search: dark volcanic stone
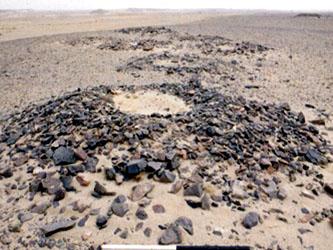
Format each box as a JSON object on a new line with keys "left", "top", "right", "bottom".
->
{"left": 105, "top": 167, "right": 116, "bottom": 180}
{"left": 41, "top": 219, "right": 76, "bottom": 237}
{"left": 183, "top": 183, "right": 203, "bottom": 197}
{"left": 53, "top": 188, "right": 66, "bottom": 201}
{"left": 53, "top": 147, "right": 76, "bottom": 165}
{"left": 324, "top": 183, "right": 333, "bottom": 196}
{"left": 242, "top": 212, "right": 260, "bottom": 229}
{"left": 125, "top": 159, "right": 147, "bottom": 176}
{"left": 96, "top": 215, "right": 108, "bottom": 229}
{"left": 0, "top": 168, "right": 13, "bottom": 178}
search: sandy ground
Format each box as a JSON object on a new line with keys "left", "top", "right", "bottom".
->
{"left": 0, "top": 10, "right": 333, "bottom": 250}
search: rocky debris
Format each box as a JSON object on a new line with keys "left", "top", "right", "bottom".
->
{"left": 8, "top": 219, "right": 22, "bottom": 232}
{"left": 169, "top": 180, "right": 183, "bottom": 194}
{"left": 242, "top": 212, "right": 260, "bottom": 229}
{"left": 231, "top": 181, "right": 249, "bottom": 200}
{"left": 159, "top": 224, "right": 182, "bottom": 245}
{"left": 76, "top": 174, "right": 91, "bottom": 186}
{"left": 18, "top": 212, "right": 33, "bottom": 223}
{"left": 130, "top": 183, "right": 154, "bottom": 201}
{"left": 184, "top": 183, "right": 203, "bottom": 197}
{"left": 136, "top": 207, "right": 148, "bottom": 220}
{"left": 93, "top": 181, "right": 116, "bottom": 197}
{"left": 41, "top": 219, "right": 76, "bottom": 237}
{"left": 152, "top": 204, "right": 165, "bottom": 214}
{"left": 144, "top": 227, "right": 152, "bottom": 237}
{"left": 30, "top": 202, "right": 51, "bottom": 214}
{"left": 53, "top": 147, "right": 76, "bottom": 165}
{"left": 175, "top": 216, "right": 193, "bottom": 235}
{"left": 125, "top": 159, "right": 147, "bottom": 176}
{"left": 157, "top": 170, "right": 176, "bottom": 183}
{"left": 324, "top": 183, "right": 333, "bottom": 196}
{"left": 0, "top": 168, "right": 13, "bottom": 178}
{"left": 96, "top": 215, "right": 108, "bottom": 229}
{"left": 110, "top": 195, "right": 129, "bottom": 217}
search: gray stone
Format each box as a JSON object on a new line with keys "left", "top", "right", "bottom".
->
{"left": 183, "top": 183, "right": 203, "bottom": 197}
{"left": 110, "top": 195, "right": 129, "bottom": 217}
{"left": 242, "top": 212, "right": 260, "bottom": 229}
{"left": 130, "top": 183, "right": 154, "bottom": 201}
{"left": 175, "top": 216, "right": 193, "bottom": 235}
{"left": 41, "top": 219, "right": 76, "bottom": 236}
{"left": 53, "top": 147, "right": 76, "bottom": 165}
{"left": 159, "top": 224, "right": 182, "bottom": 245}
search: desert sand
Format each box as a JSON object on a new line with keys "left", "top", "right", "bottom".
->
{"left": 0, "top": 10, "right": 332, "bottom": 250}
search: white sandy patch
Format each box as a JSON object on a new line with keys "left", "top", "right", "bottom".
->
{"left": 113, "top": 90, "right": 190, "bottom": 115}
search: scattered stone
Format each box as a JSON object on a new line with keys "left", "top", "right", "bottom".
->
{"left": 175, "top": 216, "right": 193, "bottom": 235}
{"left": 53, "top": 188, "right": 66, "bottom": 201}
{"left": 231, "top": 181, "right": 249, "bottom": 200}
{"left": 169, "top": 180, "right": 183, "bottom": 194}
{"left": 324, "top": 183, "right": 333, "bottom": 196}
{"left": 0, "top": 168, "right": 13, "bottom": 178}
{"left": 183, "top": 183, "right": 203, "bottom": 197}
{"left": 110, "top": 195, "right": 129, "bottom": 217}
{"left": 242, "top": 212, "right": 260, "bottom": 229}
{"left": 136, "top": 207, "right": 148, "bottom": 220}
{"left": 301, "top": 190, "right": 315, "bottom": 200}
{"left": 201, "top": 193, "right": 211, "bottom": 210}
{"left": 96, "top": 215, "right": 108, "bottom": 229}
{"left": 159, "top": 224, "right": 182, "bottom": 245}
{"left": 93, "top": 181, "right": 116, "bottom": 196}
{"left": 53, "top": 147, "right": 76, "bottom": 165}
{"left": 41, "top": 219, "right": 76, "bottom": 236}
{"left": 125, "top": 159, "right": 147, "bottom": 176}
{"left": 30, "top": 202, "right": 51, "bottom": 214}
{"left": 119, "top": 229, "right": 129, "bottom": 239}
{"left": 130, "top": 183, "right": 154, "bottom": 201}
{"left": 18, "top": 212, "right": 33, "bottom": 223}
{"left": 158, "top": 170, "right": 176, "bottom": 183}
{"left": 277, "top": 187, "right": 288, "bottom": 200}
{"left": 143, "top": 227, "right": 152, "bottom": 237}
{"left": 8, "top": 219, "right": 22, "bottom": 232}
{"left": 152, "top": 204, "right": 166, "bottom": 213}
{"left": 76, "top": 174, "right": 91, "bottom": 186}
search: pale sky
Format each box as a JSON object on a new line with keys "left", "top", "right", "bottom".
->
{"left": 1, "top": 0, "right": 332, "bottom": 11}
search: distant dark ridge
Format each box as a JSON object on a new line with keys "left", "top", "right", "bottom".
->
{"left": 90, "top": 9, "right": 108, "bottom": 15}
{"left": 295, "top": 13, "right": 321, "bottom": 18}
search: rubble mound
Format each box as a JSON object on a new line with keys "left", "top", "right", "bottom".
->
{"left": 0, "top": 82, "right": 332, "bottom": 248}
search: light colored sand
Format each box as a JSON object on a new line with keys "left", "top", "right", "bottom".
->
{"left": 113, "top": 91, "right": 190, "bottom": 115}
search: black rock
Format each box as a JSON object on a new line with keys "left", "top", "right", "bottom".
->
{"left": 53, "top": 147, "right": 76, "bottom": 165}
{"left": 305, "top": 148, "right": 326, "bottom": 164}
{"left": 41, "top": 219, "right": 76, "bottom": 237}
{"left": 96, "top": 215, "right": 108, "bottom": 229}
{"left": 125, "top": 159, "right": 147, "bottom": 176}
{"left": 242, "top": 212, "right": 260, "bottom": 229}
{"left": 53, "top": 188, "right": 66, "bottom": 201}
{"left": 0, "top": 168, "right": 13, "bottom": 178}
{"left": 147, "top": 161, "right": 164, "bottom": 172}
